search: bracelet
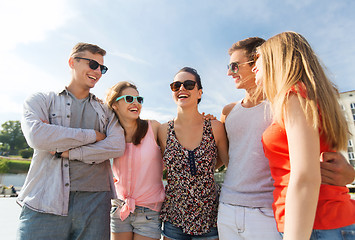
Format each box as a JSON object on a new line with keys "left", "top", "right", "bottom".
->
{"left": 55, "top": 151, "right": 63, "bottom": 158}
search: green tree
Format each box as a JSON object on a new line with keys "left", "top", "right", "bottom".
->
{"left": 0, "top": 120, "right": 29, "bottom": 155}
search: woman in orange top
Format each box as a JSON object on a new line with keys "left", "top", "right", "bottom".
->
{"left": 252, "top": 31, "right": 355, "bottom": 240}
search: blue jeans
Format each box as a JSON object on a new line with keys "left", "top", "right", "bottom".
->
{"left": 162, "top": 221, "right": 218, "bottom": 240}
{"left": 279, "top": 223, "right": 355, "bottom": 240}
{"left": 17, "top": 191, "right": 111, "bottom": 240}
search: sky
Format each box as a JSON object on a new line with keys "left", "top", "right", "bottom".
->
{"left": 0, "top": 0, "right": 355, "bottom": 126}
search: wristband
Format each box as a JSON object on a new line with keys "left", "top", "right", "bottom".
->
{"left": 55, "top": 151, "right": 63, "bottom": 158}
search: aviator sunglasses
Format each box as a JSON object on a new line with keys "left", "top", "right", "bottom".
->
{"left": 116, "top": 95, "right": 144, "bottom": 104}
{"left": 170, "top": 80, "right": 197, "bottom": 92}
{"left": 74, "top": 57, "right": 108, "bottom": 74}
{"left": 227, "top": 60, "right": 254, "bottom": 74}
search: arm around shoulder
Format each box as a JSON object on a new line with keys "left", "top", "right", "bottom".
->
{"left": 320, "top": 152, "right": 355, "bottom": 186}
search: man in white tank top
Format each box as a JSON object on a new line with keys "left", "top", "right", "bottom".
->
{"left": 217, "top": 37, "right": 355, "bottom": 240}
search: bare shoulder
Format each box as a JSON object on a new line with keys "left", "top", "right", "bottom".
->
{"left": 222, "top": 102, "right": 237, "bottom": 116}
{"left": 158, "top": 122, "right": 169, "bottom": 150}
{"left": 286, "top": 94, "right": 306, "bottom": 115}
{"left": 210, "top": 119, "right": 225, "bottom": 133}
{"left": 221, "top": 102, "right": 237, "bottom": 123}
{"left": 148, "top": 120, "right": 161, "bottom": 139}
{"left": 149, "top": 119, "right": 161, "bottom": 131}
{"left": 158, "top": 122, "right": 169, "bottom": 138}
{"left": 159, "top": 122, "right": 169, "bottom": 130}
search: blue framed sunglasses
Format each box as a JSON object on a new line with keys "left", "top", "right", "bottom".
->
{"left": 116, "top": 95, "right": 144, "bottom": 104}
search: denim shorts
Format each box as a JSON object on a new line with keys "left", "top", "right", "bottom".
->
{"left": 279, "top": 223, "right": 355, "bottom": 239}
{"left": 110, "top": 203, "right": 162, "bottom": 239}
{"left": 162, "top": 221, "right": 218, "bottom": 240}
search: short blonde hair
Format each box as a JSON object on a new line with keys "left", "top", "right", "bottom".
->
{"left": 259, "top": 31, "right": 349, "bottom": 150}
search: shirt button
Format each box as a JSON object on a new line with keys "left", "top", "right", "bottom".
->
{"left": 65, "top": 183, "right": 69, "bottom": 187}
{"left": 67, "top": 103, "right": 70, "bottom": 106}
{"left": 67, "top": 115, "right": 70, "bottom": 118}
{"left": 64, "top": 164, "right": 69, "bottom": 167}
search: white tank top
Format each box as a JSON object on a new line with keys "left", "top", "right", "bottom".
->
{"left": 220, "top": 100, "right": 274, "bottom": 208}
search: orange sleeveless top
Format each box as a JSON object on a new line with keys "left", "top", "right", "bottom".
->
{"left": 262, "top": 86, "right": 355, "bottom": 232}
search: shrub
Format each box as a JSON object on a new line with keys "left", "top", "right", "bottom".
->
{"left": 7, "top": 160, "right": 31, "bottom": 173}
{"left": 0, "top": 159, "right": 10, "bottom": 173}
{"left": 0, "top": 158, "right": 30, "bottom": 174}
{"left": 19, "top": 148, "right": 34, "bottom": 159}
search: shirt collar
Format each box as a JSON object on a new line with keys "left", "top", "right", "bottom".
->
{"left": 58, "top": 87, "right": 97, "bottom": 100}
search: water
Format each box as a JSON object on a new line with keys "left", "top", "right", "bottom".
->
{"left": 0, "top": 173, "right": 27, "bottom": 188}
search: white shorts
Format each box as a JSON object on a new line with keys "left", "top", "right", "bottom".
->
{"left": 217, "top": 202, "right": 281, "bottom": 240}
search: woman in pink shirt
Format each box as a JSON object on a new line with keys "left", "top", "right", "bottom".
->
{"left": 105, "top": 81, "right": 165, "bottom": 240}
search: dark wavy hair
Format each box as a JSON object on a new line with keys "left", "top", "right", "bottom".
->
{"left": 175, "top": 67, "right": 203, "bottom": 104}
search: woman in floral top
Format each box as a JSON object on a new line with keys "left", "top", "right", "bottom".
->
{"left": 158, "top": 67, "right": 229, "bottom": 240}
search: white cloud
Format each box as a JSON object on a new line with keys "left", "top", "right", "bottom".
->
{"left": 0, "top": 53, "right": 64, "bottom": 124}
{"left": 140, "top": 108, "right": 174, "bottom": 123}
{"left": 0, "top": 0, "right": 74, "bottom": 51}
{"left": 0, "top": 95, "right": 22, "bottom": 114}
{"left": 0, "top": 53, "right": 63, "bottom": 94}
{"left": 0, "top": 0, "right": 74, "bottom": 123}
{"left": 110, "top": 51, "right": 149, "bottom": 65}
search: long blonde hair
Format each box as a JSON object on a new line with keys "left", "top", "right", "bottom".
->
{"left": 259, "top": 31, "right": 348, "bottom": 150}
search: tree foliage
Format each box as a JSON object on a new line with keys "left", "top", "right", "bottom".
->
{"left": 0, "top": 121, "right": 29, "bottom": 155}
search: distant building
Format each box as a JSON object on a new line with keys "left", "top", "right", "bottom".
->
{"left": 339, "top": 90, "right": 355, "bottom": 167}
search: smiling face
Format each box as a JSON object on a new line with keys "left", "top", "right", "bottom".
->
{"left": 69, "top": 50, "right": 104, "bottom": 91}
{"left": 112, "top": 87, "right": 142, "bottom": 121}
{"left": 228, "top": 49, "right": 257, "bottom": 91}
{"left": 172, "top": 71, "right": 202, "bottom": 107}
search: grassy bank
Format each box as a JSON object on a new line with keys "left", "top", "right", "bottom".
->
{"left": 0, "top": 158, "right": 30, "bottom": 174}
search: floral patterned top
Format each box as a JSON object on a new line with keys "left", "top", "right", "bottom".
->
{"left": 160, "top": 119, "right": 219, "bottom": 235}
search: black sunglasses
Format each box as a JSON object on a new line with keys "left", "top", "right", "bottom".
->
{"left": 116, "top": 95, "right": 144, "bottom": 104}
{"left": 75, "top": 57, "right": 108, "bottom": 74}
{"left": 170, "top": 80, "right": 197, "bottom": 92}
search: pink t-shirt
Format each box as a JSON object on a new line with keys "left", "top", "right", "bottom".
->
{"left": 112, "top": 121, "right": 165, "bottom": 220}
